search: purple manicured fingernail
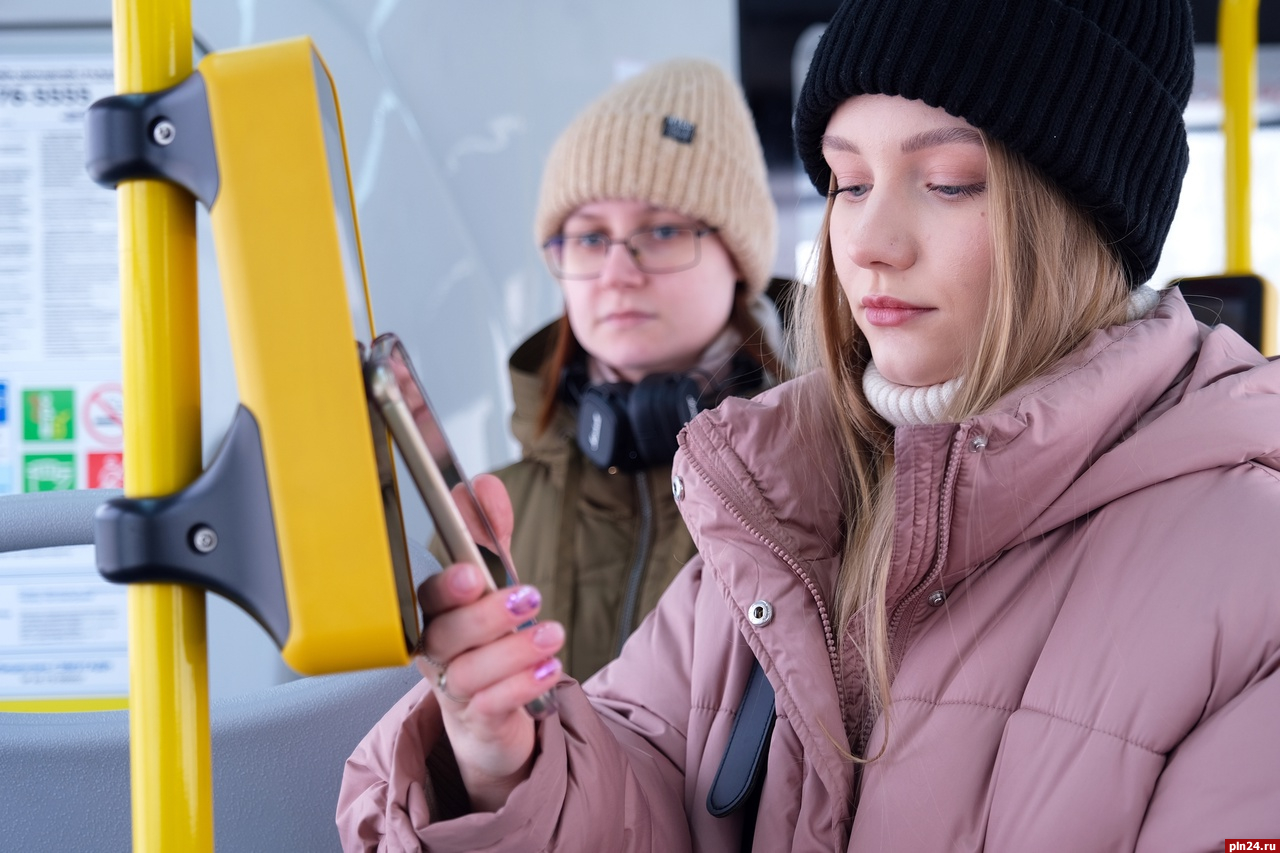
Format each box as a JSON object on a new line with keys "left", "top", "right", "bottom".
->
{"left": 533, "top": 658, "right": 561, "bottom": 681}
{"left": 506, "top": 586, "right": 541, "bottom": 616}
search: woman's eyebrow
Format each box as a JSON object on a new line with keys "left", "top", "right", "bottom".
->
{"left": 900, "top": 126, "right": 983, "bottom": 153}
{"left": 820, "top": 134, "right": 859, "bottom": 155}
{"left": 821, "top": 125, "right": 983, "bottom": 156}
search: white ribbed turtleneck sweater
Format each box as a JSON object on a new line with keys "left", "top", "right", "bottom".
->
{"left": 862, "top": 286, "right": 1162, "bottom": 427}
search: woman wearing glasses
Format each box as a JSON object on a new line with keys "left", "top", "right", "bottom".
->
{"left": 432, "top": 58, "right": 786, "bottom": 682}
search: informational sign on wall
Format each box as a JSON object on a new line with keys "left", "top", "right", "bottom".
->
{"left": 0, "top": 544, "right": 128, "bottom": 701}
{"left": 0, "top": 44, "right": 128, "bottom": 703}
{"left": 0, "top": 53, "right": 121, "bottom": 491}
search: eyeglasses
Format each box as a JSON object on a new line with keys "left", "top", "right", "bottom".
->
{"left": 543, "top": 225, "right": 717, "bottom": 279}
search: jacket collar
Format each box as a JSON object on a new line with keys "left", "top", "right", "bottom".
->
{"left": 508, "top": 322, "right": 562, "bottom": 451}
{"left": 505, "top": 322, "right": 580, "bottom": 487}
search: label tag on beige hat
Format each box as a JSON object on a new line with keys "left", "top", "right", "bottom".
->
{"left": 662, "top": 115, "right": 695, "bottom": 144}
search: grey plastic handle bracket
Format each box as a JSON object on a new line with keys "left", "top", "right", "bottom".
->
{"left": 83, "top": 69, "right": 220, "bottom": 207}
{"left": 94, "top": 405, "right": 290, "bottom": 648}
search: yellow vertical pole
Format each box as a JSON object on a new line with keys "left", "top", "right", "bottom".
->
{"left": 1220, "top": 0, "right": 1259, "bottom": 273}
{"left": 112, "top": 0, "right": 212, "bottom": 850}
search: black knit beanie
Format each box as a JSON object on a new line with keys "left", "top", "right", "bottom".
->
{"left": 794, "top": 0, "right": 1195, "bottom": 286}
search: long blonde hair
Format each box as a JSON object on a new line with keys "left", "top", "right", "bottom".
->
{"left": 788, "top": 134, "right": 1131, "bottom": 760}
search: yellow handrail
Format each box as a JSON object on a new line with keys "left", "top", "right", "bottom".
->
{"left": 1220, "top": 0, "right": 1259, "bottom": 274}
{"left": 112, "top": 0, "right": 212, "bottom": 850}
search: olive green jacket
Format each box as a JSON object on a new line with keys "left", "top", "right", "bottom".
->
{"left": 434, "top": 321, "right": 769, "bottom": 680}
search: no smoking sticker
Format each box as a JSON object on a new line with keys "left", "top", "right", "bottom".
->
{"left": 83, "top": 384, "right": 123, "bottom": 447}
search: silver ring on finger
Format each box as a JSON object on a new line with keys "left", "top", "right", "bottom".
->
{"left": 435, "top": 665, "right": 468, "bottom": 704}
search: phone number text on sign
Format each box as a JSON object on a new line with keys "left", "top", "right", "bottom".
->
{"left": 0, "top": 86, "right": 94, "bottom": 107}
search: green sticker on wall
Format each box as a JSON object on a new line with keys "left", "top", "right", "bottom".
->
{"left": 23, "top": 389, "right": 75, "bottom": 442}
{"left": 23, "top": 454, "right": 76, "bottom": 492}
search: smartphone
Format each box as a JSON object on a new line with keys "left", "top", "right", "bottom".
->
{"left": 363, "top": 332, "right": 557, "bottom": 719}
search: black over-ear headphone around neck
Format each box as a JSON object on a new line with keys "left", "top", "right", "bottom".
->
{"left": 561, "top": 353, "right": 762, "bottom": 471}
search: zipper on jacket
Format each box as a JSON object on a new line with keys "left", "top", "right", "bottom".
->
{"left": 682, "top": 449, "right": 847, "bottom": 716}
{"left": 614, "top": 469, "right": 654, "bottom": 657}
{"left": 853, "top": 427, "right": 967, "bottom": 761}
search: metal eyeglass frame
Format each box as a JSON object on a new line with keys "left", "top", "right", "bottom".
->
{"left": 542, "top": 225, "right": 717, "bottom": 279}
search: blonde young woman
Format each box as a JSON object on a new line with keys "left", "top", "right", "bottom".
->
{"left": 340, "top": 1, "right": 1280, "bottom": 849}
{"left": 429, "top": 59, "right": 786, "bottom": 682}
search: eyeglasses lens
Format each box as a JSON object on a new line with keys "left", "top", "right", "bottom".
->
{"left": 547, "top": 228, "right": 702, "bottom": 278}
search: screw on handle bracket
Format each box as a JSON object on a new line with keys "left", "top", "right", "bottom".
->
{"left": 94, "top": 406, "right": 290, "bottom": 648}
{"left": 84, "top": 70, "right": 220, "bottom": 207}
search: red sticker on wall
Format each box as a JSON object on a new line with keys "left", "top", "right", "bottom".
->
{"left": 87, "top": 452, "right": 124, "bottom": 489}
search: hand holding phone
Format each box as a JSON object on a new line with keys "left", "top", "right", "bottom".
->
{"left": 364, "top": 333, "right": 558, "bottom": 720}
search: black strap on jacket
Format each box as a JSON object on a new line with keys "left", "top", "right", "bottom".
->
{"left": 707, "top": 657, "right": 777, "bottom": 851}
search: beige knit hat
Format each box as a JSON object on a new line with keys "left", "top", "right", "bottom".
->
{"left": 534, "top": 58, "right": 777, "bottom": 295}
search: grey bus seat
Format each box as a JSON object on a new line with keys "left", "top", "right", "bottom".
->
{"left": 0, "top": 490, "right": 430, "bottom": 852}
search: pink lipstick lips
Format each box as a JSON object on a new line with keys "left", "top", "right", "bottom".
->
{"left": 861, "top": 294, "right": 931, "bottom": 327}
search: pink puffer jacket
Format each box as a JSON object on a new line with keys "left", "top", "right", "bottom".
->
{"left": 338, "top": 290, "right": 1280, "bottom": 851}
